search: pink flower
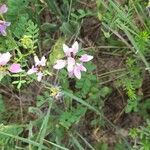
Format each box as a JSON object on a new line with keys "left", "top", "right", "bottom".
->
{"left": 27, "top": 56, "right": 46, "bottom": 82}
{"left": 0, "top": 52, "right": 22, "bottom": 73}
{"left": 53, "top": 41, "right": 93, "bottom": 79}
{"left": 0, "top": 52, "right": 11, "bottom": 66}
{"left": 0, "top": 4, "right": 8, "bottom": 14}
{"left": 9, "top": 63, "right": 22, "bottom": 73}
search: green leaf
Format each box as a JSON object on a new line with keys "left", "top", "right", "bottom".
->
{"left": 0, "top": 71, "right": 7, "bottom": 82}
{"left": 49, "top": 37, "right": 65, "bottom": 66}
{"left": 59, "top": 106, "right": 87, "bottom": 129}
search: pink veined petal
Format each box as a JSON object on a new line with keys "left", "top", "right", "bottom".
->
{"left": 40, "top": 56, "right": 47, "bottom": 66}
{"left": 74, "top": 65, "right": 81, "bottom": 79}
{"left": 72, "top": 41, "right": 79, "bottom": 55}
{"left": 27, "top": 66, "right": 38, "bottom": 74}
{"left": 76, "top": 63, "right": 87, "bottom": 72}
{"left": 34, "top": 55, "right": 40, "bottom": 66}
{"left": 79, "top": 54, "right": 93, "bottom": 62}
{"left": 0, "top": 52, "right": 11, "bottom": 66}
{"left": 67, "top": 57, "right": 75, "bottom": 72}
{"left": 36, "top": 72, "right": 43, "bottom": 82}
{"left": 0, "top": 4, "right": 8, "bottom": 14}
{"left": 9, "top": 63, "right": 22, "bottom": 73}
{"left": 53, "top": 59, "right": 66, "bottom": 69}
{"left": 63, "top": 44, "right": 70, "bottom": 56}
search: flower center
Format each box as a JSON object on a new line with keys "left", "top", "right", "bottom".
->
{"left": 37, "top": 66, "right": 43, "bottom": 72}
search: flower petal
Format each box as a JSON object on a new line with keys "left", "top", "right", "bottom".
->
{"left": 63, "top": 44, "right": 70, "bottom": 56}
{"left": 9, "top": 63, "right": 22, "bottom": 73}
{"left": 76, "top": 63, "right": 86, "bottom": 72}
{"left": 0, "top": 21, "right": 10, "bottom": 36}
{"left": 67, "top": 57, "right": 75, "bottom": 72}
{"left": 40, "top": 56, "right": 47, "bottom": 66}
{"left": 36, "top": 72, "right": 43, "bottom": 82}
{"left": 34, "top": 55, "right": 40, "bottom": 66}
{"left": 53, "top": 60, "right": 66, "bottom": 69}
{"left": 74, "top": 66, "right": 81, "bottom": 79}
{"left": 0, "top": 4, "right": 8, "bottom": 14}
{"left": 72, "top": 41, "right": 79, "bottom": 55}
{"left": 27, "top": 66, "right": 38, "bottom": 74}
{"left": 0, "top": 52, "right": 11, "bottom": 66}
{"left": 79, "top": 54, "right": 93, "bottom": 62}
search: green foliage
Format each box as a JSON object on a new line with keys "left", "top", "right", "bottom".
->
{"left": 25, "top": 20, "right": 39, "bottom": 49}
{"left": 59, "top": 106, "right": 87, "bottom": 129}
{"left": 7, "top": 0, "right": 29, "bottom": 38}
{"left": 129, "top": 120, "right": 150, "bottom": 150}
{"left": 135, "top": 31, "right": 149, "bottom": 54}
{"left": 1, "top": 0, "right": 150, "bottom": 149}
{"left": 118, "top": 58, "right": 142, "bottom": 113}
{"left": 0, "top": 124, "right": 23, "bottom": 147}
{"left": 139, "top": 99, "right": 150, "bottom": 119}
{"left": 0, "top": 95, "right": 5, "bottom": 122}
{"left": 36, "top": 91, "right": 52, "bottom": 107}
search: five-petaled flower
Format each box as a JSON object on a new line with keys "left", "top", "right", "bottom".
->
{"left": 0, "top": 52, "right": 22, "bottom": 73}
{"left": 53, "top": 41, "right": 93, "bottom": 79}
{"left": 27, "top": 55, "right": 47, "bottom": 82}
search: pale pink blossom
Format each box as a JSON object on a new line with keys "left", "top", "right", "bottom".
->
{"left": 53, "top": 41, "right": 93, "bottom": 79}
{"left": 9, "top": 63, "right": 22, "bottom": 73}
{"left": 27, "top": 56, "right": 46, "bottom": 81}
{"left": 0, "top": 4, "right": 8, "bottom": 14}
{"left": 0, "top": 52, "right": 11, "bottom": 66}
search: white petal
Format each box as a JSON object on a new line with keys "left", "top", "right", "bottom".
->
{"left": 0, "top": 52, "right": 11, "bottom": 66}
{"left": 40, "top": 56, "right": 47, "bottom": 66}
{"left": 37, "top": 72, "right": 43, "bottom": 82}
{"left": 53, "top": 60, "right": 66, "bottom": 69}
{"left": 34, "top": 55, "right": 40, "bottom": 66}
{"left": 72, "top": 41, "right": 79, "bottom": 55}
{"left": 63, "top": 44, "right": 70, "bottom": 56}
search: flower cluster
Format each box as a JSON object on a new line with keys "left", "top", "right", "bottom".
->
{"left": 0, "top": 52, "right": 22, "bottom": 73}
{"left": 53, "top": 41, "right": 93, "bottom": 79}
{"left": 0, "top": 4, "right": 10, "bottom": 36}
